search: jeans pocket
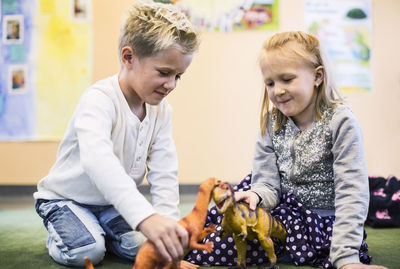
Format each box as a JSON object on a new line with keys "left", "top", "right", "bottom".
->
{"left": 47, "top": 204, "right": 96, "bottom": 250}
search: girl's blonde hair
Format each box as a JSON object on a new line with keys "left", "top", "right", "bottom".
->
{"left": 258, "top": 31, "right": 343, "bottom": 135}
{"left": 119, "top": 0, "right": 200, "bottom": 59}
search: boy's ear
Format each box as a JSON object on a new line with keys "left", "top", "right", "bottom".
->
{"left": 314, "top": 65, "right": 324, "bottom": 87}
{"left": 121, "top": 46, "right": 134, "bottom": 65}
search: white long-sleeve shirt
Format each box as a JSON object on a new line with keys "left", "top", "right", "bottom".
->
{"left": 34, "top": 74, "right": 180, "bottom": 230}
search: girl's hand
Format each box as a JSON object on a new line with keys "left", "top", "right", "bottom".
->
{"left": 234, "top": 190, "right": 260, "bottom": 210}
{"left": 341, "top": 264, "right": 388, "bottom": 269}
{"left": 137, "top": 214, "right": 188, "bottom": 263}
{"left": 180, "top": 260, "right": 199, "bottom": 269}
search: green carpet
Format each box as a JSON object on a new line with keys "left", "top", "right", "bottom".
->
{"left": 0, "top": 205, "right": 399, "bottom": 269}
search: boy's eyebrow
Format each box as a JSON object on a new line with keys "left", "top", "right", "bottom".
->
{"left": 157, "top": 66, "right": 185, "bottom": 74}
{"left": 157, "top": 66, "right": 174, "bottom": 71}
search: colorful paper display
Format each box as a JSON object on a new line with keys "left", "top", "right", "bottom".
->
{"left": 305, "top": 0, "right": 373, "bottom": 93}
{"left": 0, "top": 0, "right": 92, "bottom": 141}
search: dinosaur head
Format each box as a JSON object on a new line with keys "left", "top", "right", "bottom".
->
{"left": 196, "top": 177, "right": 222, "bottom": 204}
{"left": 212, "top": 181, "right": 235, "bottom": 214}
{"left": 201, "top": 177, "right": 221, "bottom": 191}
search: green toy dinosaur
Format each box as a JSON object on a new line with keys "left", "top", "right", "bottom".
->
{"left": 212, "top": 181, "right": 287, "bottom": 269}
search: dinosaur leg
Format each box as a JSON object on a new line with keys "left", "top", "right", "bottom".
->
{"left": 258, "top": 236, "right": 277, "bottom": 267}
{"left": 198, "top": 224, "right": 217, "bottom": 241}
{"left": 235, "top": 217, "right": 248, "bottom": 241}
{"left": 237, "top": 226, "right": 248, "bottom": 241}
{"left": 189, "top": 236, "right": 214, "bottom": 253}
{"left": 233, "top": 234, "right": 247, "bottom": 267}
{"left": 185, "top": 224, "right": 216, "bottom": 253}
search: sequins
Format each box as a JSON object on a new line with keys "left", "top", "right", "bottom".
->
{"left": 271, "top": 108, "right": 335, "bottom": 210}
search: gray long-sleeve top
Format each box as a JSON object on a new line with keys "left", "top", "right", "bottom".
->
{"left": 251, "top": 104, "right": 369, "bottom": 268}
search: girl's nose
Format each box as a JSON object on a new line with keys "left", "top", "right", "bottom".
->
{"left": 274, "top": 86, "right": 286, "bottom": 96}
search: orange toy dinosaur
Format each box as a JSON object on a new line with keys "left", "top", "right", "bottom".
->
{"left": 132, "top": 177, "right": 220, "bottom": 269}
{"left": 84, "top": 257, "right": 94, "bottom": 269}
{"left": 84, "top": 177, "right": 219, "bottom": 269}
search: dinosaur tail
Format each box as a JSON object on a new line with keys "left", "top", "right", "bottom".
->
{"left": 84, "top": 257, "right": 94, "bottom": 269}
{"left": 270, "top": 217, "right": 287, "bottom": 245}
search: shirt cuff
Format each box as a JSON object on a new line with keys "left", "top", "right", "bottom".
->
{"left": 334, "top": 254, "right": 361, "bottom": 269}
{"left": 251, "top": 186, "right": 278, "bottom": 211}
{"left": 124, "top": 203, "right": 157, "bottom": 231}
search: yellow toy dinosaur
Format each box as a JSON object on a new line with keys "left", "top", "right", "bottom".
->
{"left": 212, "top": 181, "right": 287, "bottom": 269}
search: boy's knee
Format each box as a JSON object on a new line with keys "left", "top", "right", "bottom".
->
{"left": 122, "top": 231, "right": 146, "bottom": 252}
{"left": 112, "top": 231, "right": 147, "bottom": 260}
{"left": 48, "top": 235, "right": 106, "bottom": 266}
{"left": 42, "top": 202, "right": 107, "bottom": 266}
{"left": 80, "top": 240, "right": 106, "bottom": 266}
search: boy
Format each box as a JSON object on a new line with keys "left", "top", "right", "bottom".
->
{"left": 34, "top": 1, "right": 200, "bottom": 266}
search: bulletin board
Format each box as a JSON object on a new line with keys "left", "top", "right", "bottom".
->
{"left": 0, "top": 0, "right": 92, "bottom": 141}
{"left": 157, "top": 0, "right": 279, "bottom": 32}
{"left": 305, "top": 0, "right": 373, "bottom": 93}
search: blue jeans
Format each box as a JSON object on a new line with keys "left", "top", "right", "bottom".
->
{"left": 35, "top": 199, "right": 146, "bottom": 267}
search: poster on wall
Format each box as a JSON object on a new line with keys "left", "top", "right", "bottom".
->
{"left": 0, "top": 0, "right": 36, "bottom": 140}
{"left": 305, "top": 0, "right": 372, "bottom": 93}
{"left": 0, "top": 0, "right": 93, "bottom": 141}
{"left": 155, "top": 0, "right": 279, "bottom": 32}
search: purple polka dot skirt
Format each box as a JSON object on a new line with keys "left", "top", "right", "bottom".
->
{"left": 184, "top": 173, "right": 372, "bottom": 268}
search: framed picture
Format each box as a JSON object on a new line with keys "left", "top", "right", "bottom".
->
{"left": 71, "top": 0, "right": 90, "bottom": 21}
{"left": 8, "top": 65, "right": 27, "bottom": 94}
{"left": 3, "top": 15, "right": 24, "bottom": 44}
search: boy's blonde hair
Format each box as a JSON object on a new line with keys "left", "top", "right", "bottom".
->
{"left": 119, "top": 0, "right": 200, "bottom": 59}
{"left": 258, "top": 31, "right": 343, "bottom": 135}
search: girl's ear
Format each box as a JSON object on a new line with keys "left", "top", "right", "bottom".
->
{"left": 121, "top": 46, "right": 134, "bottom": 67}
{"left": 314, "top": 65, "right": 324, "bottom": 87}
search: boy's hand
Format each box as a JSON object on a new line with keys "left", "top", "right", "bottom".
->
{"left": 234, "top": 190, "right": 260, "bottom": 210}
{"left": 138, "top": 214, "right": 188, "bottom": 263}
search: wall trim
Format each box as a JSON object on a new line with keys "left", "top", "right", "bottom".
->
{"left": 0, "top": 184, "right": 201, "bottom": 196}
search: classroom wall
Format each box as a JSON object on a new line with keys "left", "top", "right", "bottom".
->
{"left": 0, "top": 0, "right": 399, "bottom": 185}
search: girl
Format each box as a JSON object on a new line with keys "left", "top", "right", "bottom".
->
{"left": 184, "top": 31, "right": 387, "bottom": 269}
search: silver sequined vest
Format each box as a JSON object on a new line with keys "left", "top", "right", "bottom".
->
{"left": 271, "top": 108, "right": 335, "bottom": 210}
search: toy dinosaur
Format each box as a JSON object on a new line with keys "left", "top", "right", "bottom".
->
{"left": 212, "top": 181, "right": 287, "bottom": 269}
{"left": 132, "top": 177, "right": 220, "bottom": 269}
{"left": 84, "top": 177, "right": 219, "bottom": 269}
{"left": 84, "top": 257, "right": 94, "bottom": 269}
